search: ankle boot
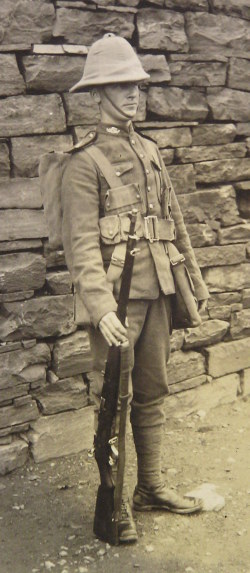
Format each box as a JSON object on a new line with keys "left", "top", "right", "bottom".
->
{"left": 132, "top": 424, "right": 202, "bottom": 514}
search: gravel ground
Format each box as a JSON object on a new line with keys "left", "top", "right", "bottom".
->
{"left": 0, "top": 398, "right": 249, "bottom": 573}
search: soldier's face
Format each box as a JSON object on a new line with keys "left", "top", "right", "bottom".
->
{"left": 97, "top": 83, "right": 140, "bottom": 123}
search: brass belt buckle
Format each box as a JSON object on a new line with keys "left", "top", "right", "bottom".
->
{"left": 144, "top": 215, "right": 159, "bottom": 243}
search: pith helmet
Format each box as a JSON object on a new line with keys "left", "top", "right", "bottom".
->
{"left": 70, "top": 33, "right": 150, "bottom": 92}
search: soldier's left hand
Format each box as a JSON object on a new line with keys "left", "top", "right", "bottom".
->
{"left": 198, "top": 299, "right": 208, "bottom": 312}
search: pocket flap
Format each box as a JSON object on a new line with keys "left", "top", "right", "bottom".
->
{"left": 99, "top": 215, "right": 120, "bottom": 240}
{"left": 150, "top": 155, "right": 162, "bottom": 171}
{"left": 112, "top": 161, "right": 133, "bottom": 176}
{"left": 106, "top": 183, "right": 141, "bottom": 212}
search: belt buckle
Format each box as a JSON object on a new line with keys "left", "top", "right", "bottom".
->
{"left": 144, "top": 215, "right": 159, "bottom": 243}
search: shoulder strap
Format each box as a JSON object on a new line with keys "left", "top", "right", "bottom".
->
{"left": 85, "top": 146, "right": 122, "bottom": 189}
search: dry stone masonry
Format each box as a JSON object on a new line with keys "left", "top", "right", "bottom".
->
{"left": 0, "top": 0, "right": 249, "bottom": 474}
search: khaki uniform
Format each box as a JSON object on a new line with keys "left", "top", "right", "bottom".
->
{"left": 62, "top": 121, "right": 209, "bottom": 424}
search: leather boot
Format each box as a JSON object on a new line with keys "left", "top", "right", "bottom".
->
{"left": 118, "top": 493, "right": 138, "bottom": 543}
{"left": 132, "top": 424, "right": 202, "bottom": 515}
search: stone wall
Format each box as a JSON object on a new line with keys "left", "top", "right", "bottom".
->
{"left": 0, "top": 0, "right": 250, "bottom": 475}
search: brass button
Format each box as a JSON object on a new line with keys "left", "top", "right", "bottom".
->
{"left": 140, "top": 153, "right": 144, "bottom": 158}
{"left": 149, "top": 203, "right": 153, "bottom": 209}
{"left": 131, "top": 139, "right": 135, "bottom": 145}
{"left": 146, "top": 169, "right": 150, "bottom": 174}
{"left": 136, "top": 193, "right": 140, "bottom": 199}
{"left": 147, "top": 186, "right": 151, "bottom": 192}
{"left": 116, "top": 171, "right": 121, "bottom": 176}
{"left": 109, "top": 230, "right": 113, "bottom": 236}
{"left": 89, "top": 133, "right": 94, "bottom": 138}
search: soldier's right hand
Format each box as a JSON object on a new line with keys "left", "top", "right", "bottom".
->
{"left": 99, "top": 311, "right": 128, "bottom": 347}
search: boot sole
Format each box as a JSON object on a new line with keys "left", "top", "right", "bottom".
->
{"left": 133, "top": 502, "right": 202, "bottom": 515}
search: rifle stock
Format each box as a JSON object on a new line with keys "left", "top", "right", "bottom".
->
{"left": 93, "top": 210, "right": 138, "bottom": 545}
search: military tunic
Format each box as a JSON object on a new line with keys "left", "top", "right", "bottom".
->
{"left": 62, "top": 122, "right": 209, "bottom": 329}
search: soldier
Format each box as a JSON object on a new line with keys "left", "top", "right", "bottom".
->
{"left": 62, "top": 33, "right": 209, "bottom": 543}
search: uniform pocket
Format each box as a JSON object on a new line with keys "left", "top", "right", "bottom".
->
{"left": 99, "top": 215, "right": 120, "bottom": 244}
{"left": 105, "top": 183, "right": 142, "bottom": 215}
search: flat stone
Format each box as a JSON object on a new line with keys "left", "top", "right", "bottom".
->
{"left": 0, "top": 179, "right": 42, "bottom": 209}
{"left": 170, "top": 374, "right": 207, "bottom": 394}
{"left": 242, "top": 289, "right": 250, "bottom": 308}
{"left": 0, "top": 95, "right": 66, "bottom": 137}
{"left": 0, "top": 239, "right": 42, "bottom": 253}
{"left": 169, "top": 53, "right": 228, "bottom": 62}
{"left": 208, "top": 306, "right": 232, "bottom": 321}
{"left": 195, "top": 158, "right": 250, "bottom": 184}
{"left": 148, "top": 87, "right": 208, "bottom": 121}
{"left": 202, "top": 264, "right": 245, "bottom": 293}
{"left": 207, "top": 88, "right": 250, "bottom": 122}
{"left": 169, "top": 60, "right": 226, "bottom": 87}
{"left": 0, "top": 252, "right": 46, "bottom": 293}
{"left": 185, "top": 12, "right": 250, "bottom": 54}
{"left": 167, "top": 350, "right": 205, "bottom": 385}
{"left": 194, "top": 244, "right": 246, "bottom": 268}
{"left": 46, "top": 271, "right": 72, "bottom": 295}
{"left": 170, "top": 329, "right": 185, "bottom": 352}
{"left": 191, "top": 124, "right": 236, "bottom": 145}
{"left": 33, "top": 43, "right": 89, "bottom": 55}
{"left": 137, "top": 9, "right": 188, "bottom": 52}
{"left": 243, "top": 263, "right": 250, "bottom": 288}
{"left": 184, "top": 319, "right": 229, "bottom": 349}
{"left": 140, "top": 128, "right": 191, "bottom": 149}
{"left": 177, "top": 186, "right": 240, "bottom": 227}
{"left": 0, "top": 396, "right": 39, "bottom": 430}
{"left": 139, "top": 54, "right": 171, "bottom": 83}
{"left": 63, "top": 93, "right": 100, "bottom": 126}
{"left": 228, "top": 58, "right": 250, "bottom": 92}
{"left": 230, "top": 309, "right": 250, "bottom": 340}
{"left": 0, "top": 383, "right": 29, "bottom": 405}
{"left": 159, "top": 149, "right": 174, "bottom": 165}
{"left": 53, "top": 8, "right": 134, "bottom": 44}
{"left": 0, "top": 0, "right": 55, "bottom": 44}
{"left": 0, "top": 54, "right": 25, "bottom": 96}
{"left": 0, "top": 439, "right": 28, "bottom": 476}
{"left": 0, "top": 422, "right": 29, "bottom": 437}
{"left": 210, "top": 0, "right": 250, "bottom": 20}
{"left": 167, "top": 164, "right": 196, "bottom": 194}
{"left": 52, "top": 331, "right": 92, "bottom": 378}
{"left": 165, "top": 373, "right": 239, "bottom": 418}
{"left": 0, "top": 209, "right": 48, "bottom": 241}
{"left": 0, "top": 343, "right": 50, "bottom": 391}
{"left": 44, "top": 244, "right": 66, "bottom": 269}
{"left": 176, "top": 142, "right": 246, "bottom": 163}
{"left": 236, "top": 123, "right": 250, "bottom": 136}
{"left": 186, "top": 224, "right": 216, "bottom": 247}
{"left": 165, "top": 0, "right": 208, "bottom": 9}
{"left": 0, "top": 141, "right": 10, "bottom": 178}
{"left": 0, "top": 295, "right": 75, "bottom": 341}
{"left": 0, "top": 44, "right": 32, "bottom": 52}
{"left": 29, "top": 406, "right": 94, "bottom": 462}
{"left": 12, "top": 134, "right": 72, "bottom": 178}
{"left": 218, "top": 223, "right": 250, "bottom": 244}
{"left": 206, "top": 292, "right": 241, "bottom": 308}
{"left": 0, "top": 290, "right": 33, "bottom": 303}
{"left": 204, "top": 337, "right": 250, "bottom": 377}
{"left": 33, "top": 376, "right": 88, "bottom": 415}
{"left": 22, "top": 54, "right": 86, "bottom": 93}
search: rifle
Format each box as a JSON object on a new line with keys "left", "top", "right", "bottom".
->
{"left": 93, "top": 209, "right": 139, "bottom": 546}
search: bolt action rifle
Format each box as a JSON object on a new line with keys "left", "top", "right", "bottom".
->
{"left": 93, "top": 209, "right": 139, "bottom": 546}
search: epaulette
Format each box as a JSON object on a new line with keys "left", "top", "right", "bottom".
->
{"left": 67, "top": 128, "right": 98, "bottom": 154}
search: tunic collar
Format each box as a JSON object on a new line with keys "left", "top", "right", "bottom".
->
{"left": 97, "top": 122, "right": 135, "bottom": 138}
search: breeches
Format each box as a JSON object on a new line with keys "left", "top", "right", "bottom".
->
{"left": 87, "top": 294, "right": 172, "bottom": 428}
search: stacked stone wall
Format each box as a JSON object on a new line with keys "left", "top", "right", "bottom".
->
{"left": 0, "top": 0, "right": 249, "bottom": 474}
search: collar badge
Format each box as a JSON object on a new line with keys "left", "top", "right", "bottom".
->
{"left": 106, "top": 126, "right": 120, "bottom": 134}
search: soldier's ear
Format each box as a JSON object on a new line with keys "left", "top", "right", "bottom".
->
{"left": 91, "top": 88, "right": 101, "bottom": 104}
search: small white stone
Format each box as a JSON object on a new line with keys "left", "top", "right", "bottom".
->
{"left": 45, "top": 561, "right": 56, "bottom": 571}
{"left": 59, "top": 551, "right": 68, "bottom": 557}
{"left": 145, "top": 545, "right": 154, "bottom": 553}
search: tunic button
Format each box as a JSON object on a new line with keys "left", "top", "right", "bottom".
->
{"left": 116, "top": 171, "right": 121, "bottom": 176}
{"left": 109, "top": 230, "right": 113, "bottom": 236}
{"left": 146, "top": 169, "right": 150, "bottom": 174}
{"left": 147, "top": 186, "right": 151, "bottom": 192}
{"left": 140, "top": 153, "right": 144, "bottom": 158}
{"left": 149, "top": 203, "right": 153, "bottom": 209}
{"left": 136, "top": 193, "right": 140, "bottom": 199}
{"left": 89, "top": 133, "right": 94, "bottom": 138}
{"left": 131, "top": 139, "right": 135, "bottom": 145}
